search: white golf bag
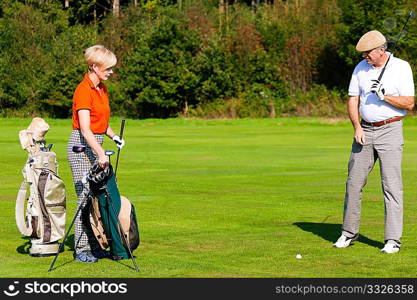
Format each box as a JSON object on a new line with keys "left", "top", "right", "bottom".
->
{"left": 15, "top": 118, "right": 66, "bottom": 256}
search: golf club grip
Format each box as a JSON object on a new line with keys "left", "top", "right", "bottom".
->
{"left": 377, "top": 55, "right": 391, "bottom": 81}
{"left": 119, "top": 119, "right": 126, "bottom": 139}
{"left": 114, "top": 119, "right": 125, "bottom": 177}
{"left": 377, "top": 66, "right": 386, "bottom": 81}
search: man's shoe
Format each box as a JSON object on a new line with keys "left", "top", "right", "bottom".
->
{"left": 381, "top": 243, "right": 400, "bottom": 254}
{"left": 333, "top": 234, "right": 356, "bottom": 248}
{"left": 75, "top": 251, "right": 98, "bottom": 263}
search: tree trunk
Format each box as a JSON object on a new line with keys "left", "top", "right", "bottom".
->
{"left": 113, "top": 0, "right": 120, "bottom": 17}
{"left": 64, "top": 0, "right": 69, "bottom": 8}
{"left": 93, "top": 1, "right": 97, "bottom": 23}
{"left": 225, "top": 0, "right": 229, "bottom": 33}
{"left": 268, "top": 100, "right": 276, "bottom": 118}
{"left": 183, "top": 100, "right": 189, "bottom": 117}
{"left": 219, "top": 0, "right": 225, "bottom": 31}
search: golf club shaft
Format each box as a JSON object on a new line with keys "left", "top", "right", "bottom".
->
{"left": 377, "top": 10, "right": 414, "bottom": 82}
{"left": 114, "top": 118, "right": 126, "bottom": 177}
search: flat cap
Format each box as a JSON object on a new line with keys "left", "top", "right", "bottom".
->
{"left": 356, "top": 30, "right": 386, "bottom": 52}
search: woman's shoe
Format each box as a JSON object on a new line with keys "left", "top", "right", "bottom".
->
{"left": 75, "top": 251, "right": 98, "bottom": 263}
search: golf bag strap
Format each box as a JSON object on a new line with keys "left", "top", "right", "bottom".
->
{"left": 16, "top": 180, "right": 33, "bottom": 236}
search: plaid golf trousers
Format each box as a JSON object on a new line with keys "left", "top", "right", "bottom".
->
{"left": 67, "top": 130, "right": 104, "bottom": 254}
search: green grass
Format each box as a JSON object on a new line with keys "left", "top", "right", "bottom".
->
{"left": 2, "top": 117, "right": 417, "bottom": 278}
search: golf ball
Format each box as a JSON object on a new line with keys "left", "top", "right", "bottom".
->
{"left": 296, "top": 254, "right": 302, "bottom": 259}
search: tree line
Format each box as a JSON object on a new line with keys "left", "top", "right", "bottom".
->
{"left": 0, "top": 0, "right": 416, "bottom": 119}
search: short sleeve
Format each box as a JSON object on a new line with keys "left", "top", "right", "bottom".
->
{"left": 348, "top": 66, "right": 360, "bottom": 96}
{"left": 398, "top": 62, "right": 415, "bottom": 96}
{"left": 73, "top": 85, "right": 92, "bottom": 111}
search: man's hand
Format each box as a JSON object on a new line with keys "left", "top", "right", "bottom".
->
{"left": 370, "top": 79, "right": 385, "bottom": 100}
{"left": 112, "top": 135, "right": 125, "bottom": 149}
{"left": 354, "top": 127, "right": 365, "bottom": 145}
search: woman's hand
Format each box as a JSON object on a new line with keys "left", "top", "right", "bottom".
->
{"left": 112, "top": 135, "right": 125, "bottom": 149}
{"left": 98, "top": 152, "right": 109, "bottom": 169}
{"left": 106, "top": 127, "right": 125, "bottom": 149}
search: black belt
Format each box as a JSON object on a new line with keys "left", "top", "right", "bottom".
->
{"left": 361, "top": 116, "right": 403, "bottom": 127}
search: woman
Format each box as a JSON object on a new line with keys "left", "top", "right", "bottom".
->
{"left": 67, "top": 45, "right": 125, "bottom": 263}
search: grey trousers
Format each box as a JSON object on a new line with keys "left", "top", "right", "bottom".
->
{"left": 342, "top": 120, "right": 404, "bottom": 246}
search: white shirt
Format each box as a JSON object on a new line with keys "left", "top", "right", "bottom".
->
{"left": 348, "top": 53, "right": 414, "bottom": 122}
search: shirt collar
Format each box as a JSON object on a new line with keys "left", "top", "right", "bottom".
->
{"left": 370, "top": 51, "right": 394, "bottom": 69}
{"left": 84, "top": 73, "right": 101, "bottom": 89}
{"left": 385, "top": 52, "right": 394, "bottom": 66}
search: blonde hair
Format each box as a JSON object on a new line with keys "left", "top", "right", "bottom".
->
{"left": 84, "top": 45, "right": 117, "bottom": 70}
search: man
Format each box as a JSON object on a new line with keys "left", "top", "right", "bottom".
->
{"left": 333, "top": 30, "right": 415, "bottom": 253}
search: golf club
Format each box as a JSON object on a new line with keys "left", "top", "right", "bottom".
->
{"left": 376, "top": 10, "right": 415, "bottom": 82}
{"left": 72, "top": 145, "right": 86, "bottom": 153}
{"left": 114, "top": 118, "right": 125, "bottom": 177}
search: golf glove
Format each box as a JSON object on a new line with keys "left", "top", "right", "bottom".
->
{"left": 370, "top": 79, "right": 385, "bottom": 101}
{"left": 112, "top": 135, "right": 125, "bottom": 149}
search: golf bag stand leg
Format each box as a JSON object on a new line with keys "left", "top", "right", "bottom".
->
{"left": 105, "top": 191, "right": 139, "bottom": 272}
{"left": 48, "top": 195, "right": 88, "bottom": 272}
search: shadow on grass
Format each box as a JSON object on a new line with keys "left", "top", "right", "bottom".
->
{"left": 64, "top": 234, "right": 75, "bottom": 251}
{"left": 16, "top": 234, "right": 75, "bottom": 255}
{"left": 293, "top": 222, "right": 384, "bottom": 249}
{"left": 47, "top": 234, "right": 76, "bottom": 272}
{"left": 17, "top": 234, "right": 139, "bottom": 272}
{"left": 16, "top": 237, "right": 31, "bottom": 254}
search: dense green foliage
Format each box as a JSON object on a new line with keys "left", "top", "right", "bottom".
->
{"left": 119, "top": 8, "right": 202, "bottom": 118}
{"left": 0, "top": 0, "right": 416, "bottom": 118}
{"left": 0, "top": 1, "right": 97, "bottom": 117}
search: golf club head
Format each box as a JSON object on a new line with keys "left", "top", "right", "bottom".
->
{"left": 72, "top": 145, "right": 86, "bottom": 153}
{"left": 86, "top": 162, "right": 112, "bottom": 184}
{"left": 105, "top": 150, "right": 115, "bottom": 157}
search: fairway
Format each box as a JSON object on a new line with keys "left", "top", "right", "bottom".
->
{"left": 2, "top": 117, "right": 417, "bottom": 278}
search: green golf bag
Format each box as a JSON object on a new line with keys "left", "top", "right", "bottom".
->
{"left": 87, "top": 164, "right": 139, "bottom": 259}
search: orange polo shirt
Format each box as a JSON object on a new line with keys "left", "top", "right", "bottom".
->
{"left": 72, "top": 74, "right": 110, "bottom": 134}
